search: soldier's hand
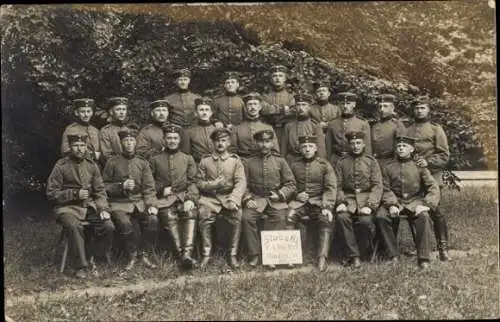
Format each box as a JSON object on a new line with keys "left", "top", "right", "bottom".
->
{"left": 123, "top": 179, "right": 134, "bottom": 191}
{"left": 78, "top": 189, "right": 90, "bottom": 200}
{"left": 214, "top": 121, "right": 225, "bottom": 129}
{"left": 163, "top": 187, "right": 172, "bottom": 197}
{"left": 100, "top": 211, "right": 111, "bottom": 220}
{"left": 389, "top": 205, "right": 400, "bottom": 217}
{"left": 322, "top": 209, "right": 333, "bottom": 222}
{"left": 319, "top": 121, "right": 328, "bottom": 129}
{"left": 226, "top": 124, "right": 233, "bottom": 130}
{"left": 213, "top": 175, "right": 227, "bottom": 188}
{"left": 226, "top": 201, "right": 239, "bottom": 211}
{"left": 269, "top": 191, "right": 280, "bottom": 202}
{"left": 296, "top": 192, "right": 309, "bottom": 202}
{"left": 415, "top": 158, "right": 428, "bottom": 168}
{"left": 94, "top": 151, "right": 101, "bottom": 160}
{"left": 246, "top": 200, "right": 258, "bottom": 209}
{"left": 336, "top": 204, "right": 347, "bottom": 213}
{"left": 414, "top": 205, "right": 430, "bottom": 216}
{"left": 148, "top": 206, "right": 158, "bottom": 216}
{"left": 183, "top": 200, "right": 195, "bottom": 212}
{"left": 359, "top": 207, "right": 372, "bottom": 215}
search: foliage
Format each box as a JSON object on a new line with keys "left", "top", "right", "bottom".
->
{"left": 1, "top": 6, "right": 493, "bottom": 197}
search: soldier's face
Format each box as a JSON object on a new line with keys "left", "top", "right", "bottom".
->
{"left": 151, "top": 106, "right": 169, "bottom": 123}
{"left": 175, "top": 76, "right": 191, "bottom": 90}
{"left": 349, "top": 139, "right": 365, "bottom": 155}
{"left": 165, "top": 133, "right": 181, "bottom": 150}
{"left": 74, "top": 107, "right": 93, "bottom": 123}
{"left": 396, "top": 142, "right": 414, "bottom": 158}
{"left": 121, "top": 137, "right": 136, "bottom": 154}
{"left": 196, "top": 104, "right": 213, "bottom": 121}
{"left": 414, "top": 104, "right": 430, "bottom": 119}
{"left": 300, "top": 143, "right": 317, "bottom": 159}
{"left": 70, "top": 142, "right": 87, "bottom": 159}
{"left": 257, "top": 137, "right": 274, "bottom": 154}
{"left": 315, "top": 87, "right": 330, "bottom": 101}
{"left": 214, "top": 136, "right": 231, "bottom": 153}
{"left": 341, "top": 102, "right": 356, "bottom": 115}
{"left": 224, "top": 79, "right": 239, "bottom": 93}
{"left": 245, "top": 100, "right": 262, "bottom": 118}
{"left": 110, "top": 105, "right": 127, "bottom": 121}
{"left": 296, "top": 102, "right": 310, "bottom": 117}
{"left": 271, "top": 72, "right": 286, "bottom": 87}
{"left": 378, "top": 102, "right": 395, "bottom": 118}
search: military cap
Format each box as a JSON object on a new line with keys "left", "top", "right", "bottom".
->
{"left": 336, "top": 92, "right": 358, "bottom": 103}
{"left": 253, "top": 129, "right": 275, "bottom": 141}
{"left": 413, "top": 95, "right": 431, "bottom": 107}
{"left": 107, "top": 97, "right": 128, "bottom": 108}
{"left": 173, "top": 68, "right": 191, "bottom": 79}
{"left": 223, "top": 71, "right": 240, "bottom": 82}
{"left": 377, "top": 94, "right": 396, "bottom": 104}
{"left": 395, "top": 135, "right": 417, "bottom": 146}
{"left": 149, "top": 100, "right": 170, "bottom": 110}
{"left": 243, "top": 92, "right": 262, "bottom": 103}
{"left": 298, "top": 135, "right": 318, "bottom": 144}
{"left": 270, "top": 64, "right": 288, "bottom": 74}
{"left": 162, "top": 123, "right": 182, "bottom": 134}
{"left": 210, "top": 128, "right": 232, "bottom": 141}
{"left": 118, "top": 128, "right": 139, "bottom": 140}
{"left": 313, "top": 80, "right": 331, "bottom": 91}
{"left": 73, "top": 98, "right": 95, "bottom": 109}
{"left": 294, "top": 93, "right": 313, "bottom": 103}
{"left": 195, "top": 96, "right": 213, "bottom": 107}
{"left": 345, "top": 131, "right": 365, "bottom": 141}
{"left": 67, "top": 133, "right": 88, "bottom": 145}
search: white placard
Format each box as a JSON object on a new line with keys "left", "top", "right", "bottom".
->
{"left": 261, "top": 230, "right": 303, "bottom": 265}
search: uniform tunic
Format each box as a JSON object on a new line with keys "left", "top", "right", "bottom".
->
{"left": 184, "top": 123, "right": 216, "bottom": 163}
{"left": 212, "top": 94, "right": 245, "bottom": 127}
{"left": 99, "top": 122, "right": 128, "bottom": 162}
{"left": 261, "top": 89, "right": 296, "bottom": 143}
{"left": 281, "top": 118, "right": 326, "bottom": 163}
{"left": 164, "top": 91, "right": 202, "bottom": 128}
{"left": 136, "top": 123, "right": 189, "bottom": 160}
{"left": 371, "top": 117, "right": 405, "bottom": 163}
{"left": 230, "top": 119, "right": 280, "bottom": 157}
{"left": 309, "top": 102, "right": 341, "bottom": 131}
{"left": 60, "top": 122, "right": 100, "bottom": 157}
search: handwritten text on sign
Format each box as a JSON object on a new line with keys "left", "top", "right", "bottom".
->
{"left": 261, "top": 230, "right": 303, "bottom": 265}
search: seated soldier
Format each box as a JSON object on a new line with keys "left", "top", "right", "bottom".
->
{"left": 241, "top": 129, "right": 296, "bottom": 269}
{"left": 335, "top": 131, "right": 383, "bottom": 268}
{"left": 286, "top": 135, "right": 337, "bottom": 272}
{"left": 196, "top": 128, "right": 247, "bottom": 269}
{"left": 149, "top": 124, "right": 199, "bottom": 270}
{"left": 375, "top": 135, "right": 439, "bottom": 269}
{"left": 102, "top": 128, "right": 159, "bottom": 271}
{"left": 46, "top": 133, "right": 115, "bottom": 278}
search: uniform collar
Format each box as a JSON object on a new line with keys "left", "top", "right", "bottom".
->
{"left": 122, "top": 152, "right": 135, "bottom": 159}
{"left": 225, "top": 91, "right": 238, "bottom": 96}
{"left": 212, "top": 152, "right": 230, "bottom": 161}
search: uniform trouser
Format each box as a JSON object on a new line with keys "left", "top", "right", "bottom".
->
{"left": 198, "top": 206, "right": 242, "bottom": 257}
{"left": 111, "top": 210, "right": 159, "bottom": 258}
{"left": 157, "top": 205, "right": 197, "bottom": 257}
{"left": 285, "top": 205, "right": 333, "bottom": 259}
{"left": 242, "top": 207, "right": 288, "bottom": 257}
{"left": 375, "top": 208, "right": 433, "bottom": 261}
{"left": 58, "top": 209, "right": 115, "bottom": 269}
{"left": 431, "top": 205, "right": 449, "bottom": 251}
{"left": 335, "top": 212, "right": 375, "bottom": 259}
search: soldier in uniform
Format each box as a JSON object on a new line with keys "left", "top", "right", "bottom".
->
{"left": 61, "top": 98, "right": 101, "bottom": 162}
{"left": 375, "top": 135, "right": 439, "bottom": 269}
{"left": 196, "top": 128, "right": 247, "bottom": 269}
{"left": 400, "top": 96, "right": 451, "bottom": 261}
{"left": 184, "top": 97, "right": 216, "bottom": 163}
{"left": 261, "top": 65, "right": 296, "bottom": 145}
{"left": 231, "top": 92, "right": 280, "bottom": 158}
{"left": 46, "top": 133, "right": 115, "bottom": 278}
{"left": 371, "top": 94, "right": 405, "bottom": 168}
{"left": 149, "top": 124, "right": 199, "bottom": 269}
{"left": 212, "top": 72, "right": 246, "bottom": 130}
{"left": 281, "top": 93, "right": 326, "bottom": 165}
{"left": 310, "top": 80, "right": 341, "bottom": 132}
{"left": 286, "top": 135, "right": 337, "bottom": 271}
{"left": 102, "top": 128, "right": 159, "bottom": 271}
{"left": 325, "top": 92, "right": 372, "bottom": 166}
{"left": 335, "top": 131, "right": 383, "bottom": 268}
{"left": 99, "top": 97, "right": 131, "bottom": 166}
{"left": 164, "top": 68, "right": 202, "bottom": 128}
{"left": 241, "top": 129, "right": 296, "bottom": 268}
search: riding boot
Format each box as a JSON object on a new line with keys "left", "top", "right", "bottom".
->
{"left": 199, "top": 221, "right": 212, "bottom": 269}
{"left": 181, "top": 217, "right": 197, "bottom": 269}
{"left": 433, "top": 208, "right": 450, "bottom": 261}
{"left": 228, "top": 220, "right": 241, "bottom": 269}
{"left": 167, "top": 219, "right": 182, "bottom": 258}
{"left": 317, "top": 227, "right": 332, "bottom": 272}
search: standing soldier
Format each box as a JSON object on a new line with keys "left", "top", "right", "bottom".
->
{"left": 164, "top": 68, "right": 202, "bottom": 128}
{"left": 335, "top": 131, "right": 383, "bottom": 268}
{"left": 310, "top": 81, "right": 341, "bottom": 132}
{"left": 196, "top": 128, "right": 247, "bottom": 269}
{"left": 281, "top": 93, "right": 326, "bottom": 165}
{"left": 99, "top": 97, "right": 130, "bottom": 166}
{"left": 61, "top": 98, "right": 101, "bottom": 162}
{"left": 47, "top": 133, "right": 115, "bottom": 278}
{"left": 261, "top": 65, "right": 296, "bottom": 145}
{"left": 184, "top": 97, "right": 216, "bottom": 163}
{"left": 241, "top": 129, "right": 296, "bottom": 268}
{"left": 231, "top": 92, "right": 280, "bottom": 158}
{"left": 325, "top": 92, "right": 372, "bottom": 166}
{"left": 286, "top": 135, "right": 337, "bottom": 271}
{"left": 400, "top": 96, "right": 451, "bottom": 261}
{"left": 371, "top": 94, "right": 405, "bottom": 168}
{"left": 375, "top": 135, "right": 439, "bottom": 269}
{"left": 212, "top": 72, "right": 246, "bottom": 130}
{"left": 102, "top": 128, "right": 159, "bottom": 271}
{"left": 149, "top": 124, "right": 199, "bottom": 269}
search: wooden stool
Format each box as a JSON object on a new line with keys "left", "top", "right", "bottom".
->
{"left": 57, "top": 221, "right": 90, "bottom": 273}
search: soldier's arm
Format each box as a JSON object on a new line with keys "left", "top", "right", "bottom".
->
{"left": 420, "top": 167, "right": 440, "bottom": 210}
{"left": 135, "top": 129, "right": 151, "bottom": 158}
{"left": 180, "top": 128, "right": 190, "bottom": 155}
{"left": 260, "top": 100, "right": 281, "bottom": 116}
{"left": 334, "top": 161, "right": 347, "bottom": 206}
{"left": 211, "top": 100, "right": 222, "bottom": 125}
{"left": 325, "top": 126, "right": 333, "bottom": 159}
{"left": 228, "top": 158, "right": 247, "bottom": 205}
{"left": 277, "top": 158, "right": 296, "bottom": 201}
{"left": 280, "top": 125, "right": 289, "bottom": 157}
{"left": 46, "top": 162, "right": 79, "bottom": 204}
{"left": 148, "top": 157, "right": 164, "bottom": 197}
{"left": 195, "top": 159, "right": 218, "bottom": 192}
{"left": 142, "top": 160, "right": 158, "bottom": 208}
{"left": 427, "top": 125, "right": 450, "bottom": 170}
{"left": 241, "top": 158, "right": 255, "bottom": 204}
{"left": 185, "top": 156, "right": 200, "bottom": 203}
{"left": 321, "top": 162, "right": 337, "bottom": 210}
{"left": 228, "top": 127, "right": 239, "bottom": 154}
{"left": 271, "top": 128, "right": 281, "bottom": 154}
{"left": 60, "top": 128, "right": 70, "bottom": 157}
{"left": 101, "top": 158, "right": 126, "bottom": 198}
{"left": 315, "top": 125, "right": 327, "bottom": 159}
{"left": 366, "top": 158, "right": 383, "bottom": 211}
{"left": 91, "top": 163, "right": 110, "bottom": 212}
{"left": 98, "top": 130, "right": 113, "bottom": 164}
{"left": 380, "top": 165, "right": 399, "bottom": 208}
{"left": 363, "top": 122, "right": 372, "bottom": 155}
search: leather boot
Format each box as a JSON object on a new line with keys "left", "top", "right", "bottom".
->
{"left": 167, "top": 219, "right": 182, "bottom": 258}
{"left": 199, "top": 220, "right": 212, "bottom": 269}
{"left": 433, "top": 209, "right": 451, "bottom": 261}
{"left": 228, "top": 219, "right": 241, "bottom": 269}
{"left": 181, "top": 218, "right": 197, "bottom": 270}
{"left": 140, "top": 251, "right": 158, "bottom": 269}
{"left": 248, "top": 255, "right": 259, "bottom": 267}
{"left": 317, "top": 227, "right": 332, "bottom": 271}
{"left": 124, "top": 251, "right": 137, "bottom": 271}
{"left": 318, "top": 256, "right": 327, "bottom": 272}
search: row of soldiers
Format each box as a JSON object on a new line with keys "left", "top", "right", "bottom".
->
{"left": 47, "top": 65, "right": 451, "bottom": 278}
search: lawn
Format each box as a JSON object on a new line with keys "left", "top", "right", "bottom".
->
{"left": 4, "top": 186, "right": 499, "bottom": 320}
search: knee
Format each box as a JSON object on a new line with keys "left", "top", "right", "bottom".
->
{"left": 113, "top": 214, "right": 133, "bottom": 235}
{"left": 198, "top": 206, "right": 213, "bottom": 221}
{"left": 336, "top": 212, "right": 351, "bottom": 222}
{"left": 145, "top": 215, "right": 159, "bottom": 230}
{"left": 358, "top": 215, "right": 374, "bottom": 227}
{"left": 103, "top": 220, "right": 116, "bottom": 234}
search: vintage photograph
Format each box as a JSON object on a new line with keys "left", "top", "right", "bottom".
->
{"left": 2, "top": 2, "right": 498, "bottom": 320}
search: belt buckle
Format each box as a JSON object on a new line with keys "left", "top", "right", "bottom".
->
{"left": 403, "top": 193, "right": 409, "bottom": 199}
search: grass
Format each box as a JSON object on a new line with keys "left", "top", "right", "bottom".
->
{"left": 4, "top": 186, "right": 499, "bottom": 320}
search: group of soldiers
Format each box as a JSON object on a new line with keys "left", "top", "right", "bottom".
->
{"left": 46, "top": 65, "right": 451, "bottom": 278}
